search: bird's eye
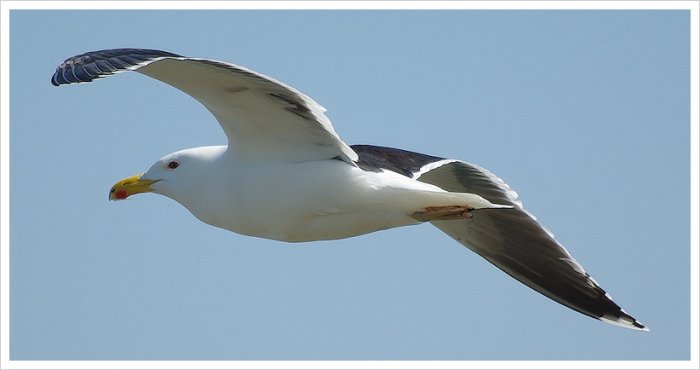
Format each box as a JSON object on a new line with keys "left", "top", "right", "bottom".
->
{"left": 167, "top": 161, "right": 179, "bottom": 169}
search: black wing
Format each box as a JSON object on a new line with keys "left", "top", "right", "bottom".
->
{"left": 352, "top": 145, "right": 646, "bottom": 330}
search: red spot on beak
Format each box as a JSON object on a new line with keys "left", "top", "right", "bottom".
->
{"left": 115, "top": 190, "right": 128, "bottom": 199}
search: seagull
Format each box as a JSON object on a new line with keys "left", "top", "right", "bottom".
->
{"left": 51, "top": 48, "right": 646, "bottom": 331}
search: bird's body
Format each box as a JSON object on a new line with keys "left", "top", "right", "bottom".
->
{"left": 145, "top": 145, "right": 495, "bottom": 242}
{"left": 52, "top": 48, "right": 647, "bottom": 330}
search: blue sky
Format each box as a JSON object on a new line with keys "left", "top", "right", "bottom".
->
{"left": 5, "top": 7, "right": 694, "bottom": 362}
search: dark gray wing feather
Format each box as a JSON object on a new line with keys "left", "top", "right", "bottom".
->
{"left": 352, "top": 145, "right": 646, "bottom": 330}
{"left": 419, "top": 161, "right": 646, "bottom": 330}
{"left": 351, "top": 144, "right": 444, "bottom": 177}
{"left": 51, "top": 48, "right": 181, "bottom": 86}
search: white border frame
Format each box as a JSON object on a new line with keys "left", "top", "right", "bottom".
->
{"left": 1, "top": 1, "right": 697, "bottom": 369}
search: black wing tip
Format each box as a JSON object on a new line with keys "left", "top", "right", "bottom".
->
{"left": 600, "top": 311, "right": 649, "bottom": 331}
{"left": 51, "top": 48, "right": 183, "bottom": 87}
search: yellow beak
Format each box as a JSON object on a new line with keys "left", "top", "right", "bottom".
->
{"left": 109, "top": 174, "right": 158, "bottom": 201}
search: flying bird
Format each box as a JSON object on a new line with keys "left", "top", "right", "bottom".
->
{"left": 51, "top": 48, "right": 646, "bottom": 330}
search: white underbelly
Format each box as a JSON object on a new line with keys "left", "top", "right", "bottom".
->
{"left": 184, "top": 159, "right": 489, "bottom": 242}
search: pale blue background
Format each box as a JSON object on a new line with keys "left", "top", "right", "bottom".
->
{"left": 9, "top": 10, "right": 690, "bottom": 360}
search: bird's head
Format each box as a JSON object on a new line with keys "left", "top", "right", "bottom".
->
{"left": 109, "top": 146, "right": 226, "bottom": 202}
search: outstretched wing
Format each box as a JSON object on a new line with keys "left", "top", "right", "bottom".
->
{"left": 52, "top": 48, "right": 358, "bottom": 164}
{"left": 352, "top": 145, "right": 646, "bottom": 330}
